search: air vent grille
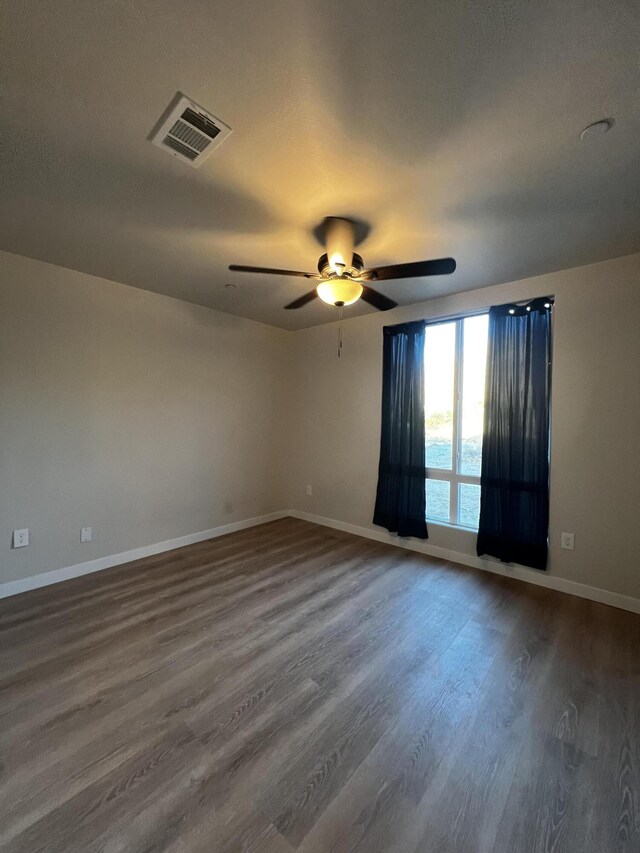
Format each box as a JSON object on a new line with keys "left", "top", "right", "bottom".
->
{"left": 150, "top": 94, "right": 231, "bottom": 168}
{"left": 169, "top": 119, "right": 212, "bottom": 153}
{"left": 181, "top": 108, "right": 221, "bottom": 140}
{"left": 162, "top": 135, "right": 200, "bottom": 160}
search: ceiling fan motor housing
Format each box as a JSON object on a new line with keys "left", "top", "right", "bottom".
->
{"left": 317, "top": 252, "right": 364, "bottom": 278}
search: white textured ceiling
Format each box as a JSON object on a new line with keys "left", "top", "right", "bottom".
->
{"left": 1, "top": 1, "right": 639, "bottom": 329}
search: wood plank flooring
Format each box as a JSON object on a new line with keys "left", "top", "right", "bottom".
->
{"left": 0, "top": 517, "right": 638, "bottom": 852}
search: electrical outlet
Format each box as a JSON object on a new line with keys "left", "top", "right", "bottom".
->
{"left": 80, "top": 527, "right": 92, "bottom": 543}
{"left": 13, "top": 528, "right": 29, "bottom": 548}
{"left": 306, "top": 485, "right": 313, "bottom": 496}
{"left": 560, "top": 532, "right": 575, "bottom": 550}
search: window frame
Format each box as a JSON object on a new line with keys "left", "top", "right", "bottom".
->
{"left": 425, "top": 312, "right": 487, "bottom": 530}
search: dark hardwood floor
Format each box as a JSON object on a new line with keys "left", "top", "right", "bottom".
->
{"left": 0, "top": 517, "right": 638, "bottom": 852}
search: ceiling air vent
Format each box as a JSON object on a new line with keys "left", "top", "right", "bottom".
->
{"left": 150, "top": 93, "right": 232, "bottom": 167}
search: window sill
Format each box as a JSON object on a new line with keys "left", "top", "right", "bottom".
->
{"left": 426, "top": 518, "right": 478, "bottom": 533}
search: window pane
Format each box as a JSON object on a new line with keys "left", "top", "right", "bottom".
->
{"left": 426, "top": 479, "right": 450, "bottom": 522}
{"left": 460, "top": 315, "right": 488, "bottom": 476}
{"left": 425, "top": 321, "right": 455, "bottom": 470}
{"left": 459, "top": 483, "right": 481, "bottom": 528}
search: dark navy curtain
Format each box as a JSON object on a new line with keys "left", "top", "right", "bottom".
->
{"left": 373, "top": 320, "right": 428, "bottom": 539}
{"left": 477, "top": 297, "right": 552, "bottom": 570}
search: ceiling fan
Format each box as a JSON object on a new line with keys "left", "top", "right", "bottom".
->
{"left": 229, "top": 217, "right": 456, "bottom": 311}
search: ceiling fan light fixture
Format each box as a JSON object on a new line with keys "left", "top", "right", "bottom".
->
{"left": 317, "top": 279, "right": 364, "bottom": 306}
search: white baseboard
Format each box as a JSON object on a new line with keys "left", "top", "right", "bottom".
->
{"left": 4, "top": 508, "right": 639, "bottom": 615}
{"left": 0, "top": 511, "right": 288, "bottom": 599}
{"left": 288, "top": 510, "right": 640, "bottom": 615}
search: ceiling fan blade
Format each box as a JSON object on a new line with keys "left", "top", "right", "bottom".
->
{"left": 229, "top": 264, "right": 318, "bottom": 279}
{"left": 364, "top": 257, "right": 456, "bottom": 281}
{"left": 361, "top": 286, "right": 398, "bottom": 311}
{"left": 284, "top": 290, "right": 319, "bottom": 310}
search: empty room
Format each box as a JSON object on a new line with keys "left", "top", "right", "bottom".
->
{"left": 1, "top": 1, "right": 639, "bottom": 851}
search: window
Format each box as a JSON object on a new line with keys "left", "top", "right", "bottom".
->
{"left": 424, "top": 314, "right": 489, "bottom": 529}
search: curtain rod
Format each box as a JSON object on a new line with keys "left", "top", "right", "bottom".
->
{"left": 422, "top": 296, "right": 554, "bottom": 327}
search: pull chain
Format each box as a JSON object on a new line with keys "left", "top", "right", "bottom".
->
{"left": 338, "top": 306, "right": 343, "bottom": 358}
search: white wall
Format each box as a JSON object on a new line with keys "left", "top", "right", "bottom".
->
{"left": 0, "top": 251, "right": 291, "bottom": 585}
{"left": 2, "top": 249, "right": 639, "bottom": 604}
{"left": 288, "top": 253, "right": 640, "bottom": 601}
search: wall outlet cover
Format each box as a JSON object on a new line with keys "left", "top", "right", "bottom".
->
{"left": 13, "top": 528, "right": 29, "bottom": 548}
{"left": 306, "top": 485, "right": 313, "bottom": 496}
{"left": 81, "top": 527, "right": 92, "bottom": 543}
{"left": 561, "top": 532, "right": 575, "bottom": 550}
